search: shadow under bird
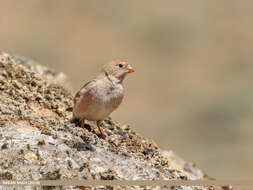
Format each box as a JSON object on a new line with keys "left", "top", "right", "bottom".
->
{"left": 72, "top": 61, "right": 134, "bottom": 139}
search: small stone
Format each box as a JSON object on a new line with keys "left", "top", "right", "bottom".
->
{"left": 121, "top": 125, "right": 130, "bottom": 130}
{"left": 73, "top": 142, "right": 95, "bottom": 152}
{"left": 118, "top": 129, "right": 127, "bottom": 139}
{"left": 1, "top": 143, "right": 8, "bottom": 149}
{"left": 107, "top": 124, "right": 115, "bottom": 130}
{"left": 79, "top": 163, "right": 88, "bottom": 172}
{"left": 0, "top": 52, "right": 10, "bottom": 64}
{"left": 37, "top": 139, "right": 45, "bottom": 146}
{"left": 0, "top": 171, "right": 13, "bottom": 180}
{"left": 107, "top": 131, "right": 113, "bottom": 136}
{"left": 19, "top": 149, "right": 24, "bottom": 154}
{"left": 24, "top": 152, "right": 38, "bottom": 162}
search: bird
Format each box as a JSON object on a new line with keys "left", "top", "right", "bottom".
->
{"left": 72, "top": 61, "right": 134, "bottom": 139}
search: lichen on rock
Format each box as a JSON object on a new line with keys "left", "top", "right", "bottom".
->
{"left": 0, "top": 51, "right": 223, "bottom": 190}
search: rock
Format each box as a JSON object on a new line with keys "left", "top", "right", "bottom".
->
{"left": 10, "top": 55, "right": 72, "bottom": 91}
{"left": 0, "top": 51, "right": 224, "bottom": 190}
{"left": 24, "top": 152, "right": 38, "bottom": 162}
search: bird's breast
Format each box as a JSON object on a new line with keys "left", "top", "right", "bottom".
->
{"left": 84, "top": 83, "right": 124, "bottom": 120}
{"left": 95, "top": 84, "right": 124, "bottom": 105}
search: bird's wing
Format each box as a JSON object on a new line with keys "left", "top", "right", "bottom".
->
{"left": 74, "top": 79, "right": 97, "bottom": 104}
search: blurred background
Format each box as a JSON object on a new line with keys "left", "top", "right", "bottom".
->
{"left": 1, "top": 0, "right": 253, "bottom": 179}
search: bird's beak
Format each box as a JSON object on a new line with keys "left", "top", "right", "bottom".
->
{"left": 127, "top": 66, "right": 135, "bottom": 73}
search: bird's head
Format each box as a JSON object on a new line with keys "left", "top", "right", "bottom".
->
{"left": 103, "top": 61, "right": 134, "bottom": 82}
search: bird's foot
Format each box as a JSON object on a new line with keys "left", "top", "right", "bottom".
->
{"left": 97, "top": 121, "right": 106, "bottom": 140}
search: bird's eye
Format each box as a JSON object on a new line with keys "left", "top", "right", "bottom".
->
{"left": 118, "top": 64, "right": 123, "bottom": 68}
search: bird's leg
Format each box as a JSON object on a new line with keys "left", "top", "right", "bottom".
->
{"left": 96, "top": 120, "right": 105, "bottom": 139}
{"left": 81, "top": 119, "right": 85, "bottom": 128}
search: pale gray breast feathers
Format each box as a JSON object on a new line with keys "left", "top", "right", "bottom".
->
{"left": 94, "top": 79, "right": 124, "bottom": 103}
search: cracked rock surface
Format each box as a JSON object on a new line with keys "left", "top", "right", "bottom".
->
{"left": 0, "top": 51, "right": 222, "bottom": 190}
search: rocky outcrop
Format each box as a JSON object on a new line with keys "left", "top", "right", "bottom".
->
{"left": 0, "top": 51, "right": 221, "bottom": 190}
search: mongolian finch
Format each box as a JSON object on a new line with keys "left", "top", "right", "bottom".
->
{"left": 72, "top": 61, "right": 134, "bottom": 139}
